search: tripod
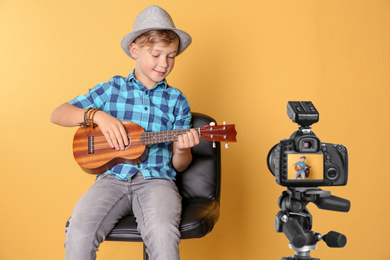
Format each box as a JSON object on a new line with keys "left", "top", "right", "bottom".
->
{"left": 275, "top": 187, "right": 350, "bottom": 260}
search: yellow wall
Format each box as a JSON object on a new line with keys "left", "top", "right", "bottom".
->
{"left": 1, "top": 0, "right": 389, "bottom": 259}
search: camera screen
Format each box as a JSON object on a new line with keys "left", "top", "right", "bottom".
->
{"left": 287, "top": 153, "right": 323, "bottom": 180}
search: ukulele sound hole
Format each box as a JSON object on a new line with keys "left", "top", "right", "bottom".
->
{"left": 124, "top": 135, "right": 132, "bottom": 150}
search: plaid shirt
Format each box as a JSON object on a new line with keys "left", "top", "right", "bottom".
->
{"left": 69, "top": 70, "right": 192, "bottom": 181}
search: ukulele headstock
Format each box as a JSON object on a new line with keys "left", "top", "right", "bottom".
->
{"left": 200, "top": 121, "right": 237, "bottom": 148}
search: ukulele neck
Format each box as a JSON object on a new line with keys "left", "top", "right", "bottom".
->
{"left": 141, "top": 128, "right": 200, "bottom": 146}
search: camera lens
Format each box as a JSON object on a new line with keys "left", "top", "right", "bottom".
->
{"left": 267, "top": 144, "right": 279, "bottom": 176}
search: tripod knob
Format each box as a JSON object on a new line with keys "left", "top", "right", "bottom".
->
{"left": 322, "top": 231, "right": 347, "bottom": 248}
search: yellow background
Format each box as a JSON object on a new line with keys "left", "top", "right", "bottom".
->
{"left": 1, "top": 0, "right": 389, "bottom": 259}
{"left": 288, "top": 154, "right": 323, "bottom": 180}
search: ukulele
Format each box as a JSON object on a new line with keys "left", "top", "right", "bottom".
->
{"left": 73, "top": 122, "right": 237, "bottom": 174}
{"left": 294, "top": 165, "right": 311, "bottom": 171}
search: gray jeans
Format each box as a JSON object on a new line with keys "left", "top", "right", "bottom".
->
{"left": 294, "top": 170, "right": 306, "bottom": 180}
{"left": 64, "top": 172, "right": 182, "bottom": 260}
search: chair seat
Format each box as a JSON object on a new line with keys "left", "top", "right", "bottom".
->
{"left": 105, "top": 198, "right": 220, "bottom": 242}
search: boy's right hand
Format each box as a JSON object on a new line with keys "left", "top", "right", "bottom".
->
{"left": 94, "top": 111, "right": 130, "bottom": 151}
{"left": 50, "top": 102, "right": 129, "bottom": 150}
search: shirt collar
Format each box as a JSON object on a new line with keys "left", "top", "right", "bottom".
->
{"left": 127, "top": 69, "right": 168, "bottom": 91}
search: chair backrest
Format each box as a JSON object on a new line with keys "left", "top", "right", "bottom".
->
{"left": 175, "top": 112, "right": 221, "bottom": 201}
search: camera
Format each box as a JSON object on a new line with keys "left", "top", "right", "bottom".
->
{"left": 267, "top": 101, "right": 348, "bottom": 187}
{"left": 268, "top": 102, "right": 350, "bottom": 259}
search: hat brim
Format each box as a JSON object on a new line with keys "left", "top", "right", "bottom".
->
{"left": 121, "top": 28, "right": 192, "bottom": 59}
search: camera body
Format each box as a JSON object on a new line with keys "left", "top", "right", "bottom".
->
{"left": 267, "top": 102, "right": 348, "bottom": 187}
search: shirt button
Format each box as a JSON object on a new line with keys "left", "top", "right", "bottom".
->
{"left": 144, "top": 107, "right": 148, "bottom": 111}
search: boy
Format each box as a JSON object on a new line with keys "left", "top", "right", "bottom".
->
{"left": 293, "top": 155, "right": 309, "bottom": 180}
{"left": 50, "top": 5, "right": 199, "bottom": 260}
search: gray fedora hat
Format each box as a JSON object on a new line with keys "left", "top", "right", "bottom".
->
{"left": 121, "top": 5, "right": 192, "bottom": 59}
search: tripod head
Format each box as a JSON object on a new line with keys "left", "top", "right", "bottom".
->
{"left": 275, "top": 187, "right": 350, "bottom": 260}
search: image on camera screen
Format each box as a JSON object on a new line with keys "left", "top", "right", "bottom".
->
{"left": 287, "top": 154, "right": 323, "bottom": 180}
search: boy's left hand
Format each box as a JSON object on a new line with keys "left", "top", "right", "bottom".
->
{"left": 172, "top": 129, "right": 199, "bottom": 172}
{"left": 174, "top": 129, "right": 200, "bottom": 152}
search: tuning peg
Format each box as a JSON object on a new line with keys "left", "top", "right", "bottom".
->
{"left": 225, "top": 142, "right": 229, "bottom": 148}
{"left": 223, "top": 121, "right": 227, "bottom": 125}
{"left": 213, "top": 141, "right": 216, "bottom": 148}
{"left": 209, "top": 122, "right": 216, "bottom": 131}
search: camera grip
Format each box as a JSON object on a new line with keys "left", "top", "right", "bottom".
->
{"left": 316, "top": 195, "right": 351, "bottom": 212}
{"left": 282, "top": 219, "right": 306, "bottom": 248}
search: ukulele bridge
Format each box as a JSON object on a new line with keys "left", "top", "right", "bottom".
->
{"left": 88, "top": 136, "right": 94, "bottom": 154}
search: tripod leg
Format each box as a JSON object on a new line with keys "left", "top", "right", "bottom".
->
{"left": 143, "top": 243, "right": 149, "bottom": 260}
{"left": 281, "top": 257, "right": 320, "bottom": 260}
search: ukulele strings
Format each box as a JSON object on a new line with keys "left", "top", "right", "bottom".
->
{"left": 91, "top": 131, "right": 186, "bottom": 150}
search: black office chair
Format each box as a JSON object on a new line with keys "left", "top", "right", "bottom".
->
{"left": 105, "top": 112, "right": 221, "bottom": 259}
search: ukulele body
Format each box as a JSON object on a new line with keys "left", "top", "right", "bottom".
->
{"left": 73, "top": 123, "right": 148, "bottom": 174}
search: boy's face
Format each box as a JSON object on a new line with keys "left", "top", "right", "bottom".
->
{"left": 130, "top": 40, "right": 179, "bottom": 89}
{"left": 300, "top": 157, "right": 306, "bottom": 162}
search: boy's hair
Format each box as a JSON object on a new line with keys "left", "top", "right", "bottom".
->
{"left": 134, "top": 30, "right": 179, "bottom": 49}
